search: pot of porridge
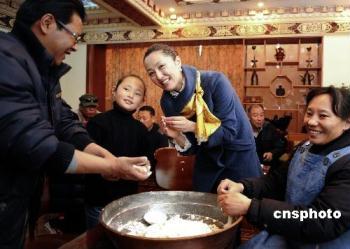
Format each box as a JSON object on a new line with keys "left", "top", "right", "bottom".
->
{"left": 100, "top": 191, "right": 242, "bottom": 249}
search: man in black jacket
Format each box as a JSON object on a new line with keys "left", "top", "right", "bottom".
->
{"left": 248, "top": 104, "right": 287, "bottom": 172}
{"left": 138, "top": 105, "right": 169, "bottom": 165}
{"left": 137, "top": 105, "right": 169, "bottom": 191}
{"left": 0, "top": 1, "right": 150, "bottom": 248}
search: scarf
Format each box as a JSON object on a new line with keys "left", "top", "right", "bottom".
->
{"left": 181, "top": 70, "right": 221, "bottom": 144}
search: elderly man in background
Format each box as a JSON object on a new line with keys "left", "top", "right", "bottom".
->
{"left": 76, "top": 93, "right": 101, "bottom": 127}
{"left": 138, "top": 105, "right": 169, "bottom": 157}
{"left": 248, "top": 104, "right": 287, "bottom": 173}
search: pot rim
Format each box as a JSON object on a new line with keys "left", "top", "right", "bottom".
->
{"left": 100, "top": 191, "right": 243, "bottom": 241}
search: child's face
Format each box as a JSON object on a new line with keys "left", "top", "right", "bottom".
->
{"left": 113, "top": 76, "right": 145, "bottom": 112}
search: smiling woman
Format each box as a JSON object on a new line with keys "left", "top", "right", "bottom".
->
{"left": 217, "top": 86, "right": 350, "bottom": 249}
{"left": 304, "top": 87, "right": 350, "bottom": 145}
{"left": 143, "top": 43, "right": 262, "bottom": 193}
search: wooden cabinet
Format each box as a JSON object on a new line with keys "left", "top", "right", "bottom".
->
{"left": 243, "top": 38, "right": 322, "bottom": 133}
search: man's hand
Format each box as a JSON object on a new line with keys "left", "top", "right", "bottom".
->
{"left": 84, "top": 142, "right": 114, "bottom": 159}
{"left": 104, "top": 156, "right": 151, "bottom": 181}
{"left": 83, "top": 143, "right": 151, "bottom": 181}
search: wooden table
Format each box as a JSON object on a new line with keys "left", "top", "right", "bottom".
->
{"left": 58, "top": 225, "right": 114, "bottom": 249}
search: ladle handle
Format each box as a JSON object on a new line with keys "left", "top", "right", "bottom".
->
{"left": 224, "top": 216, "right": 232, "bottom": 229}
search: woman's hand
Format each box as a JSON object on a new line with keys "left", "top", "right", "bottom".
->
{"left": 160, "top": 116, "right": 181, "bottom": 139}
{"left": 162, "top": 116, "right": 196, "bottom": 133}
{"left": 217, "top": 192, "right": 251, "bottom": 216}
{"left": 217, "top": 179, "right": 250, "bottom": 216}
{"left": 217, "top": 179, "right": 244, "bottom": 194}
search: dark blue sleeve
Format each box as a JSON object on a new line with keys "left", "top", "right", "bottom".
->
{"left": 202, "top": 73, "right": 241, "bottom": 148}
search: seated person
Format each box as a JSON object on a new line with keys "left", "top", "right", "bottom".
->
{"left": 138, "top": 105, "right": 169, "bottom": 192}
{"left": 248, "top": 104, "right": 287, "bottom": 172}
{"left": 218, "top": 86, "right": 350, "bottom": 248}
{"left": 138, "top": 105, "right": 169, "bottom": 166}
{"left": 76, "top": 93, "right": 100, "bottom": 127}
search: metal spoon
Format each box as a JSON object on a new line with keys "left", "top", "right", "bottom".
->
{"left": 143, "top": 209, "right": 167, "bottom": 225}
{"left": 220, "top": 185, "right": 233, "bottom": 228}
{"left": 223, "top": 216, "right": 233, "bottom": 229}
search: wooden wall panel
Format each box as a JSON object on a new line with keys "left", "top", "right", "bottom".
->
{"left": 87, "top": 45, "right": 107, "bottom": 111}
{"left": 95, "top": 41, "right": 244, "bottom": 122}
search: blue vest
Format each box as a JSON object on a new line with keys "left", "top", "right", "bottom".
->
{"left": 239, "top": 142, "right": 350, "bottom": 249}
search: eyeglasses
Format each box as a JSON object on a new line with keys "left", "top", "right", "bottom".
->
{"left": 56, "top": 20, "right": 82, "bottom": 43}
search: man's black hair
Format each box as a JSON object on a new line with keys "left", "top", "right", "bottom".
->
{"left": 13, "top": 0, "right": 86, "bottom": 29}
{"left": 139, "top": 105, "right": 155, "bottom": 116}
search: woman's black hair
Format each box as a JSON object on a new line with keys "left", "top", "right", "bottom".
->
{"left": 13, "top": 0, "right": 86, "bottom": 28}
{"left": 306, "top": 86, "right": 350, "bottom": 120}
{"left": 143, "top": 43, "right": 178, "bottom": 61}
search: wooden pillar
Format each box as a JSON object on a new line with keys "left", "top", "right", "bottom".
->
{"left": 87, "top": 44, "right": 107, "bottom": 111}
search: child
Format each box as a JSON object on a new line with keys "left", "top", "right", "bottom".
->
{"left": 85, "top": 74, "right": 151, "bottom": 228}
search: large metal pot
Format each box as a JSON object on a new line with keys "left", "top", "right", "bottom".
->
{"left": 100, "top": 191, "right": 242, "bottom": 249}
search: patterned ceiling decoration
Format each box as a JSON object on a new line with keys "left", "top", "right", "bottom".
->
{"left": 81, "top": 21, "right": 350, "bottom": 44}
{"left": 175, "top": 0, "right": 249, "bottom": 6}
{"left": 0, "top": 0, "right": 349, "bottom": 43}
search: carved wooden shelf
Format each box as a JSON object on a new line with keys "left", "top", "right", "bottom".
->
{"left": 243, "top": 38, "right": 322, "bottom": 133}
{"left": 244, "top": 85, "right": 269, "bottom": 88}
{"left": 244, "top": 68, "right": 266, "bottom": 71}
{"left": 265, "top": 61, "right": 299, "bottom": 66}
{"left": 293, "top": 85, "right": 319, "bottom": 88}
{"left": 297, "top": 67, "right": 321, "bottom": 71}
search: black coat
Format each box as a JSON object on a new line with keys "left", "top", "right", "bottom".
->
{"left": 147, "top": 123, "right": 169, "bottom": 166}
{"left": 85, "top": 104, "right": 151, "bottom": 207}
{"left": 0, "top": 24, "right": 92, "bottom": 248}
{"left": 241, "top": 129, "right": 350, "bottom": 243}
{"left": 255, "top": 121, "right": 287, "bottom": 168}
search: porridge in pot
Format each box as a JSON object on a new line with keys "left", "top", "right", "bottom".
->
{"left": 111, "top": 213, "right": 223, "bottom": 238}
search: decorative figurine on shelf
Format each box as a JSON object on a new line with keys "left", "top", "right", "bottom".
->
{"left": 276, "top": 84, "right": 286, "bottom": 97}
{"left": 250, "top": 45, "right": 259, "bottom": 85}
{"left": 275, "top": 44, "right": 286, "bottom": 75}
{"left": 300, "top": 46, "right": 315, "bottom": 85}
{"left": 275, "top": 46, "right": 285, "bottom": 62}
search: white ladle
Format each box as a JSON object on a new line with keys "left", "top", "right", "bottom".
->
{"left": 223, "top": 216, "right": 233, "bottom": 229}
{"left": 143, "top": 209, "right": 167, "bottom": 225}
{"left": 220, "top": 185, "right": 233, "bottom": 228}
